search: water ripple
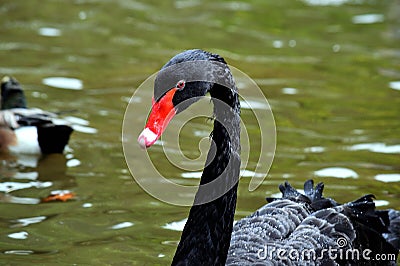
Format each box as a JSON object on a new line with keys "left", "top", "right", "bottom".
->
{"left": 374, "top": 173, "right": 400, "bottom": 183}
{"left": 162, "top": 218, "right": 187, "bottom": 232}
{"left": 314, "top": 167, "right": 359, "bottom": 179}
{"left": 352, "top": 14, "right": 384, "bottom": 25}
{"left": 10, "top": 215, "right": 48, "bottom": 228}
{"left": 348, "top": 142, "right": 400, "bottom": 154}
{"left": 0, "top": 181, "right": 52, "bottom": 193}
{"left": 8, "top": 231, "right": 28, "bottom": 240}
{"left": 3, "top": 249, "right": 58, "bottom": 255}
{"left": 109, "top": 222, "right": 134, "bottom": 230}
{"left": 0, "top": 193, "right": 40, "bottom": 204}
{"left": 42, "top": 77, "right": 83, "bottom": 90}
{"left": 374, "top": 200, "right": 390, "bottom": 207}
{"left": 38, "top": 27, "right": 61, "bottom": 37}
{"left": 389, "top": 81, "right": 400, "bottom": 91}
{"left": 301, "top": 0, "right": 351, "bottom": 6}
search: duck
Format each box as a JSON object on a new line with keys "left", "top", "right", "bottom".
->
{"left": 0, "top": 76, "right": 73, "bottom": 154}
{"left": 137, "top": 49, "right": 399, "bottom": 265}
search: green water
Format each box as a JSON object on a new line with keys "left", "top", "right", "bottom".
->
{"left": 0, "top": 0, "right": 399, "bottom": 264}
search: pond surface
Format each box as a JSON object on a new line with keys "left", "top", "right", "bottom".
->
{"left": 0, "top": 0, "right": 399, "bottom": 264}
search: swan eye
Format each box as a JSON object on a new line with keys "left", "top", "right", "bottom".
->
{"left": 176, "top": 80, "right": 185, "bottom": 90}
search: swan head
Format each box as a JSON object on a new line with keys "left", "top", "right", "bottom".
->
{"left": 138, "top": 49, "right": 229, "bottom": 149}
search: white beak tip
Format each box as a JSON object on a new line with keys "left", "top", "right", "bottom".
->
{"left": 137, "top": 128, "right": 158, "bottom": 149}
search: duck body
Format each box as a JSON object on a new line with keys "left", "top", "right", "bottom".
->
{"left": 137, "top": 49, "right": 399, "bottom": 265}
{"left": 0, "top": 76, "right": 73, "bottom": 154}
{"left": 6, "top": 126, "right": 40, "bottom": 154}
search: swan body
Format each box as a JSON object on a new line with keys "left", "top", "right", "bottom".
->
{"left": 1, "top": 76, "right": 73, "bottom": 154}
{"left": 138, "top": 49, "right": 399, "bottom": 265}
{"left": 228, "top": 181, "right": 399, "bottom": 265}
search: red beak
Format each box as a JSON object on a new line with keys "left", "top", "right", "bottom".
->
{"left": 138, "top": 88, "right": 177, "bottom": 149}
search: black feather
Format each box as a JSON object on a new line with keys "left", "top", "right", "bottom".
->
{"left": 1, "top": 76, "right": 27, "bottom": 109}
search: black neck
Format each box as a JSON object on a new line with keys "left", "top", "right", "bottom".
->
{"left": 172, "top": 84, "right": 240, "bottom": 265}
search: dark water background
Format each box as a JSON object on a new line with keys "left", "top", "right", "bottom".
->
{"left": 0, "top": 0, "right": 399, "bottom": 264}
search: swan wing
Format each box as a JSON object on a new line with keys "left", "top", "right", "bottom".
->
{"left": 226, "top": 181, "right": 399, "bottom": 265}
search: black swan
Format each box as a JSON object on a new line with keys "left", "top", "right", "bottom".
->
{"left": 137, "top": 49, "right": 399, "bottom": 265}
{"left": 0, "top": 76, "right": 73, "bottom": 154}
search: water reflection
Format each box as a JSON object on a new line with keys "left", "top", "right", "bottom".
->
{"left": 389, "top": 81, "right": 400, "bottom": 91}
{"left": 0, "top": 153, "right": 76, "bottom": 257}
{"left": 314, "top": 167, "right": 359, "bottom": 179}
{"left": 162, "top": 218, "right": 187, "bottom": 232}
{"left": 375, "top": 174, "right": 400, "bottom": 183}
{"left": 37, "top": 27, "right": 62, "bottom": 37}
{"left": 0, "top": 193, "right": 40, "bottom": 204}
{"left": 281, "top": 87, "right": 298, "bottom": 95}
{"left": 9, "top": 215, "right": 48, "bottom": 228}
{"left": 109, "top": 222, "right": 134, "bottom": 230}
{"left": 0, "top": 181, "right": 52, "bottom": 194}
{"left": 42, "top": 77, "right": 83, "bottom": 90}
{"left": 3, "top": 249, "right": 58, "bottom": 255}
{"left": 0, "top": 153, "right": 78, "bottom": 204}
{"left": 374, "top": 200, "right": 390, "bottom": 207}
{"left": 352, "top": 14, "right": 385, "bottom": 25}
{"left": 304, "top": 146, "right": 325, "bottom": 153}
{"left": 301, "top": 0, "right": 351, "bottom": 6}
{"left": 7, "top": 231, "right": 28, "bottom": 240}
{"left": 348, "top": 142, "right": 400, "bottom": 154}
